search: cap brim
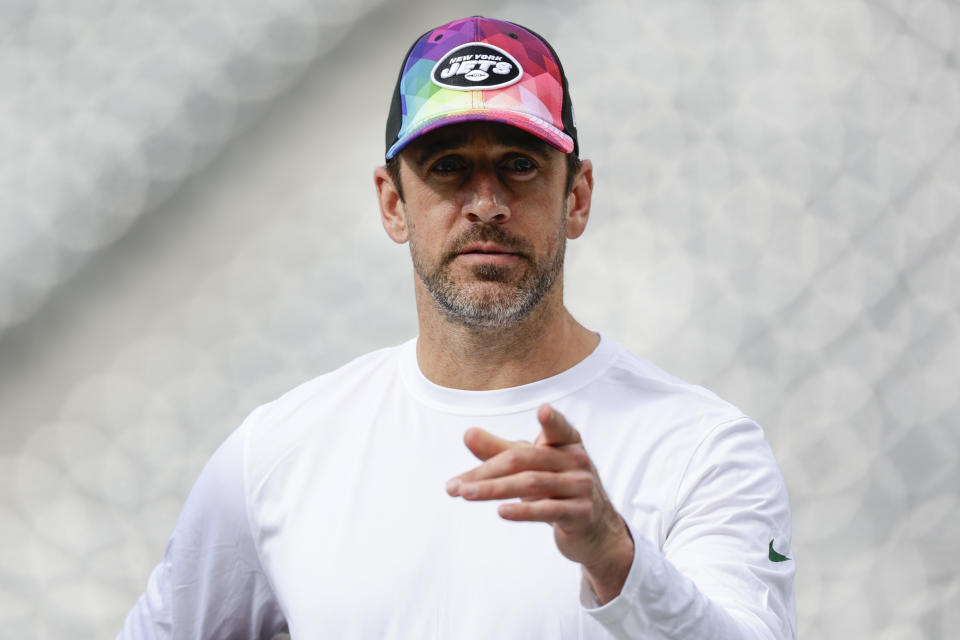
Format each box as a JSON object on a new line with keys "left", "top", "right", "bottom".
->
{"left": 385, "top": 109, "right": 575, "bottom": 159}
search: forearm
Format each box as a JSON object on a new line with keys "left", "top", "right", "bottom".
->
{"left": 581, "top": 530, "right": 791, "bottom": 640}
{"left": 581, "top": 515, "right": 635, "bottom": 605}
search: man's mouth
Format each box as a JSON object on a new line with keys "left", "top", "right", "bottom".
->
{"left": 457, "top": 243, "right": 522, "bottom": 265}
{"left": 459, "top": 242, "right": 518, "bottom": 256}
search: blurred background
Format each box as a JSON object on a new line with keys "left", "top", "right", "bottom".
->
{"left": 1, "top": 0, "right": 957, "bottom": 637}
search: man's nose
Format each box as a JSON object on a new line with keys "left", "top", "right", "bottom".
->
{"left": 462, "top": 170, "right": 510, "bottom": 223}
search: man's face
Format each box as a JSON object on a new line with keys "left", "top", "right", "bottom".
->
{"left": 395, "top": 122, "right": 572, "bottom": 329}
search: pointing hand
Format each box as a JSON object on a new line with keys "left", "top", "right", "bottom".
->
{"left": 446, "top": 403, "right": 634, "bottom": 603}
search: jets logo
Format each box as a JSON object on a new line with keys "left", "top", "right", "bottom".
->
{"left": 431, "top": 43, "right": 523, "bottom": 90}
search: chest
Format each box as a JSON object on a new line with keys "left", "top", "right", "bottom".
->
{"left": 256, "top": 418, "right": 584, "bottom": 639}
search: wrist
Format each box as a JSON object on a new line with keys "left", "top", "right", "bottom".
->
{"left": 582, "top": 517, "right": 634, "bottom": 605}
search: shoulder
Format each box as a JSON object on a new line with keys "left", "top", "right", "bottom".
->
{"left": 260, "top": 341, "right": 406, "bottom": 419}
{"left": 592, "top": 337, "right": 750, "bottom": 433}
{"left": 576, "top": 338, "right": 777, "bottom": 501}
{"left": 237, "top": 340, "right": 410, "bottom": 484}
{"left": 600, "top": 344, "right": 789, "bottom": 526}
{"left": 586, "top": 339, "right": 791, "bottom": 549}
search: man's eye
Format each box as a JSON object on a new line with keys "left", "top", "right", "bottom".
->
{"left": 430, "top": 157, "right": 465, "bottom": 175}
{"left": 504, "top": 156, "right": 537, "bottom": 173}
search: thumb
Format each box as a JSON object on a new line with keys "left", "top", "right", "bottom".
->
{"left": 536, "top": 404, "right": 581, "bottom": 447}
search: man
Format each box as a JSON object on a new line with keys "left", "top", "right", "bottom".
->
{"left": 120, "top": 16, "right": 796, "bottom": 639}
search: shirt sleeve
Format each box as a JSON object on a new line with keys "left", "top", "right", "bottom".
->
{"left": 117, "top": 405, "right": 287, "bottom": 640}
{"left": 581, "top": 417, "right": 797, "bottom": 639}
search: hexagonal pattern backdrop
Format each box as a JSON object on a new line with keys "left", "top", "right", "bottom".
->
{"left": 0, "top": 0, "right": 957, "bottom": 638}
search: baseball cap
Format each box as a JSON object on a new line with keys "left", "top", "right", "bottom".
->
{"left": 384, "top": 16, "right": 578, "bottom": 160}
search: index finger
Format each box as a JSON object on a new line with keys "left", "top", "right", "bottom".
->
{"left": 453, "top": 442, "right": 582, "bottom": 486}
{"left": 463, "top": 426, "right": 528, "bottom": 462}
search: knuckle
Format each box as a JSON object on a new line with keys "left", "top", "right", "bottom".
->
{"left": 542, "top": 502, "right": 562, "bottom": 521}
{"left": 522, "top": 473, "right": 539, "bottom": 493}
{"left": 573, "top": 471, "right": 595, "bottom": 493}
{"left": 559, "top": 498, "right": 585, "bottom": 519}
{"left": 557, "top": 503, "right": 579, "bottom": 523}
{"left": 529, "top": 448, "right": 551, "bottom": 467}
{"left": 568, "top": 448, "right": 591, "bottom": 468}
{"left": 524, "top": 472, "right": 546, "bottom": 493}
{"left": 575, "top": 501, "right": 594, "bottom": 522}
{"left": 504, "top": 448, "right": 525, "bottom": 472}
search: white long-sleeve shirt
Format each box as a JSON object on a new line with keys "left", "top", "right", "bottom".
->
{"left": 119, "top": 334, "right": 796, "bottom": 639}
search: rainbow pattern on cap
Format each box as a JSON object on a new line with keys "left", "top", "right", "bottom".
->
{"left": 386, "top": 17, "right": 575, "bottom": 159}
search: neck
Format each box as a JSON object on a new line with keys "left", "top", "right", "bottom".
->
{"left": 413, "top": 278, "right": 600, "bottom": 390}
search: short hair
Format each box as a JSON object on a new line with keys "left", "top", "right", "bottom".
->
{"left": 385, "top": 151, "right": 582, "bottom": 203}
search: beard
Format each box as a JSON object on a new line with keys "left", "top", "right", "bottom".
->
{"left": 410, "top": 218, "right": 567, "bottom": 330}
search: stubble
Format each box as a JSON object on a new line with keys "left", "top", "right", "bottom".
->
{"left": 410, "top": 216, "right": 567, "bottom": 330}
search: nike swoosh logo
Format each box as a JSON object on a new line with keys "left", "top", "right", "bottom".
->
{"left": 769, "top": 539, "right": 790, "bottom": 562}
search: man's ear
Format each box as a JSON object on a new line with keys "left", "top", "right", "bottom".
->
{"left": 374, "top": 165, "right": 408, "bottom": 244}
{"left": 565, "top": 158, "right": 593, "bottom": 240}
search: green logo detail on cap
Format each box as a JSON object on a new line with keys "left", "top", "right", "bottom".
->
{"left": 769, "top": 539, "right": 790, "bottom": 562}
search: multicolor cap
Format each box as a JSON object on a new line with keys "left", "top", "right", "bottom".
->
{"left": 385, "top": 16, "right": 578, "bottom": 160}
